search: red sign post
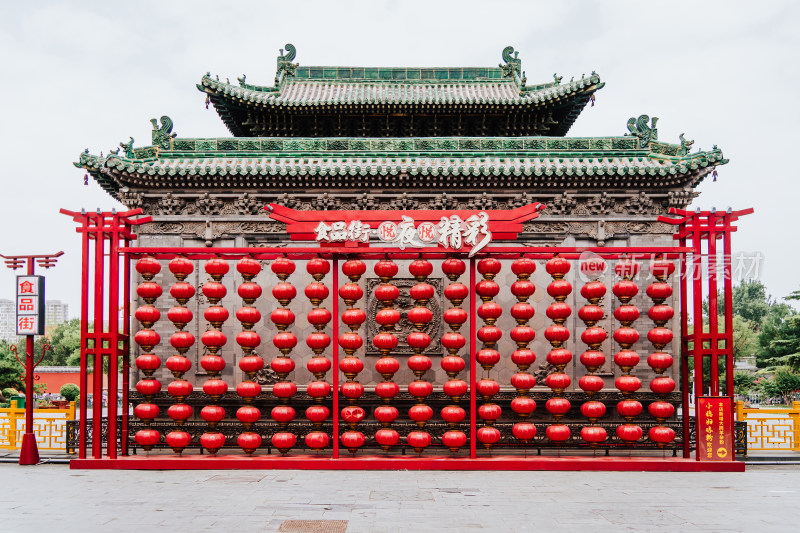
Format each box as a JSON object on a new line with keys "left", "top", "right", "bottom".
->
{"left": 696, "top": 396, "right": 734, "bottom": 461}
{"left": 0, "top": 252, "right": 63, "bottom": 465}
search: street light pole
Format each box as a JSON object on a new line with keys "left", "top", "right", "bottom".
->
{"left": 1, "top": 251, "right": 63, "bottom": 465}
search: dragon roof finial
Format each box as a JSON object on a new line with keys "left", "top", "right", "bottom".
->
{"left": 500, "top": 46, "right": 522, "bottom": 78}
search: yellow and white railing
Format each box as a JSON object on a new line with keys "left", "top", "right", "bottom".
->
{"left": 735, "top": 401, "right": 800, "bottom": 452}
{"left": 0, "top": 401, "right": 77, "bottom": 451}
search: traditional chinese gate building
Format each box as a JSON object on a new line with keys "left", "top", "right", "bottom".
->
{"left": 70, "top": 45, "right": 747, "bottom": 470}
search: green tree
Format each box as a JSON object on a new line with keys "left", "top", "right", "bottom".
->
{"left": 34, "top": 319, "right": 82, "bottom": 367}
{"left": 758, "top": 367, "right": 800, "bottom": 405}
{"left": 0, "top": 340, "right": 25, "bottom": 391}
{"left": 733, "top": 371, "right": 756, "bottom": 396}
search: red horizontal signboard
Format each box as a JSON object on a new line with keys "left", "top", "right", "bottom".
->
{"left": 697, "top": 396, "right": 734, "bottom": 461}
{"left": 265, "top": 203, "right": 545, "bottom": 256}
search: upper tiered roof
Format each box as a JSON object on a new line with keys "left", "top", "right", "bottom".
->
{"left": 198, "top": 45, "right": 604, "bottom": 137}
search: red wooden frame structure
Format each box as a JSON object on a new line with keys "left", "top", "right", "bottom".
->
{"left": 63, "top": 206, "right": 750, "bottom": 471}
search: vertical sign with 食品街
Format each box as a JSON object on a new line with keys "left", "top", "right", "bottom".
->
{"left": 16, "top": 275, "right": 45, "bottom": 335}
{"left": 696, "top": 396, "right": 733, "bottom": 461}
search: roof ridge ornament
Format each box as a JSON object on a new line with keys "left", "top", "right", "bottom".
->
{"left": 500, "top": 46, "right": 522, "bottom": 79}
{"left": 678, "top": 133, "right": 695, "bottom": 156}
{"left": 120, "top": 137, "right": 135, "bottom": 158}
{"left": 626, "top": 114, "right": 658, "bottom": 147}
{"left": 276, "top": 43, "right": 298, "bottom": 84}
{"left": 151, "top": 116, "right": 176, "bottom": 149}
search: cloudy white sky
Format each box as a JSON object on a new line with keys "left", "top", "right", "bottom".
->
{"left": 0, "top": 0, "right": 798, "bottom": 315}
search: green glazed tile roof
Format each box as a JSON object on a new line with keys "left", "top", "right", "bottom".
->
{"left": 198, "top": 72, "right": 603, "bottom": 108}
{"left": 76, "top": 135, "right": 727, "bottom": 200}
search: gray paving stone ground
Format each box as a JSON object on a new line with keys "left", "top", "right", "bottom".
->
{"left": 1, "top": 464, "right": 798, "bottom": 532}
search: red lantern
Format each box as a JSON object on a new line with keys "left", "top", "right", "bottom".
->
{"left": 165, "top": 306, "right": 192, "bottom": 330}
{"left": 270, "top": 357, "right": 295, "bottom": 376}
{"left": 135, "top": 429, "right": 161, "bottom": 451}
{"left": 167, "top": 379, "right": 192, "bottom": 400}
{"left": 647, "top": 327, "right": 674, "bottom": 349}
{"left": 272, "top": 332, "right": 298, "bottom": 352}
{"left": 165, "top": 355, "right": 192, "bottom": 377}
{"left": 477, "top": 326, "right": 502, "bottom": 345}
{"left": 200, "top": 432, "right": 225, "bottom": 454}
{"left": 237, "top": 432, "right": 262, "bottom": 455}
{"left": 511, "top": 397, "right": 536, "bottom": 416}
{"left": 204, "top": 306, "right": 229, "bottom": 328}
{"left": 134, "top": 402, "right": 159, "bottom": 421}
{"left": 547, "top": 348, "right": 573, "bottom": 367}
{"left": 511, "top": 280, "right": 536, "bottom": 301}
{"left": 547, "top": 280, "right": 573, "bottom": 301}
{"left": 408, "top": 354, "right": 432, "bottom": 373}
{"left": 580, "top": 281, "right": 606, "bottom": 302}
{"left": 580, "top": 327, "right": 607, "bottom": 348}
{"left": 511, "top": 257, "right": 537, "bottom": 278}
{"left": 374, "top": 259, "right": 399, "bottom": 280}
{"left": 202, "top": 378, "right": 228, "bottom": 399}
{"left": 478, "top": 403, "right": 502, "bottom": 422}
{"left": 409, "top": 259, "right": 433, "bottom": 280}
{"left": 134, "top": 329, "right": 160, "bottom": 351}
{"left": 236, "top": 282, "right": 262, "bottom": 304}
{"left": 443, "top": 308, "right": 468, "bottom": 327}
{"left": 478, "top": 302, "right": 503, "bottom": 322}
{"left": 545, "top": 256, "right": 571, "bottom": 278}
{"left": 476, "top": 280, "right": 500, "bottom": 300}
{"left": 341, "top": 308, "right": 366, "bottom": 329}
{"left": 307, "top": 356, "right": 332, "bottom": 375}
{"left": 579, "top": 375, "right": 605, "bottom": 394}
{"left": 647, "top": 352, "right": 674, "bottom": 373}
{"left": 544, "top": 324, "right": 570, "bottom": 345}
{"left": 372, "top": 332, "right": 398, "bottom": 353}
{"left": 340, "top": 381, "right": 364, "bottom": 400}
{"left": 200, "top": 354, "right": 226, "bottom": 375}
{"left": 204, "top": 258, "right": 229, "bottom": 280}
{"left": 648, "top": 304, "right": 674, "bottom": 325}
{"left": 341, "top": 406, "right": 365, "bottom": 425}
{"left": 477, "top": 379, "right": 500, "bottom": 398}
{"left": 375, "top": 357, "right": 400, "bottom": 377}
{"left": 136, "top": 378, "right": 161, "bottom": 397}
{"left": 342, "top": 259, "right": 367, "bottom": 281}
{"left": 306, "top": 381, "right": 331, "bottom": 399}
{"left": 443, "top": 430, "right": 467, "bottom": 451}
{"left": 236, "top": 331, "right": 261, "bottom": 351}
{"left": 374, "top": 284, "right": 400, "bottom": 303}
{"left": 304, "top": 282, "right": 329, "bottom": 304}
{"left": 409, "top": 405, "right": 434, "bottom": 425}
{"left": 545, "top": 424, "right": 571, "bottom": 442}
{"left": 407, "top": 380, "right": 433, "bottom": 398}
{"left": 272, "top": 282, "right": 297, "bottom": 303}
{"left": 511, "top": 349, "right": 536, "bottom": 368}
{"left": 545, "top": 372, "right": 571, "bottom": 392}
{"left": 510, "top": 372, "right": 536, "bottom": 391}
{"left": 546, "top": 302, "right": 572, "bottom": 323}
{"left": 271, "top": 405, "right": 296, "bottom": 425}
{"left": 135, "top": 354, "right": 161, "bottom": 375}
{"left": 510, "top": 326, "right": 536, "bottom": 346}
{"left": 338, "top": 283, "right": 364, "bottom": 304}
{"left": 306, "top": 257, "right": 330, "bottom": 279}
{"left": 580, "top": 400, "right": 606, "bottom": 421}
{"left": 580, "top": 350, "right": 606, "bottom": 371}
{"left": 477, "top": 257, "right": 502, "bottom": 278}
{"left": 168, "top": 257, "right": 194, "bottom": 280}
{"left": 375, "top": 381, "right": 400, "bottom": 399}
{"left": 477, "top": 426, "right": 501, "bottom": 447}
{"left": 306, "top": 405, "right": 330, "bottom": 423}
{"left": 650, "top": 376, "right": 676, "bottom": 395}
{"left": 581, "top": 426, "right": 607, "bottom": 446}
{"left": 273, "top": 381, "right": 298, "bottom": 399}
{"left": 135, "top": 305, "right": 161, "bottom": 327}
{"left": 612, "top": 280, "right": 639, "bottom": 303}
{"left": 201, "top": 329, "right": 227, "bottom": 351}
{"left": 614, "top": 350, "right": 640, "bottom": 371}
{"left": 306, "top": 332, "right": 331, "bottom": 353}
{"left": 236, "top": 306, "right": 261, "bottom": 327}
{"left": 307, "top": 308, "right": 332, "bottom": 328}
{"left": 613, "top": 327, "right": 640, "bottom": 348}
{"left": 578, "top": 305, "right": 604, "bottom": 325}
{"left": 238, "top": 355, "right": 264, "bottom": 375}
{"left": 616, "top": 424, "right": 643, "bottom": 443}
{"left": 407, "top": 431, "right": 432, "bottom": 452}
{"left": 648, "top": 401, "right": 675, "bottom": 421}
{"left": 437, "top": 357, "right": 463, "bottom": 377}
{"left": 236, "top": 381, "right": 261, "bottom": 401}
{"left": 376, "top": 308, "right": 401, "bottom": 327}
{"left": 374, "top": 405, "right": 399, "bottom": 424}
{"left": 615, "top": 375, "right": 642, "bottom": 394}
{"left": 646, "top": 282, "right": 673, "bottom": 303}
{"left": 200, "top": 405, "right": 226, "bottom": 424}
{"left": 135, "top": 257, "right": 161, "bottom": 280}
{"left": 510, "top": 422, "right": 536, "bottom": 442}
{"left": 546, "top": 397, "right": 571, "bottom": 417}
{"left": 649, "top": 259, "right": 676, "bottom": 280}
{"left": 649, "top": 426, "right": 676, "bottom": 447}
{"left": 476, "top": 348, "right": 501, "bottom": 369}
{"left": 270, "top": 257, "right": 295, "bottom": 279}
{"left": 444, "top": 282, "right": 469, "bottom": 303}
{"left": 271, "top": 432, "right": 296, "bottom": 454}
{"left": 614, "top": 305, "right": 640, "bottom": 325}
{"left": 441, "top": 405, "right": 466, "bottom": 424}
{"left": 442, "top": 333, "right": 466, "bottom": 354}
{"left": 614, "top": 259, "right": 640, "bottom": 279}
{"left": 510, "top": 303, "right": 535, "bottom": 323}
{"left": 305, "top": 431, "right": 330, "bottom": 449}
{"left": 375, "top": 429, "right": 400, "bottom": 449}
{"left": 443, "top": 379, "right": 468, "bottom": 399}
{"left": 338, "top": 332, "right": 363, "bottom": 353}
{"left": 442, "top": 258, "right": 467, "bottom": 280}
{"left": 202, "top": 281, "right": 227, "bottom": 303}
{"left": 165, "top": 430, "right": 191, "bottom": 453}
{"left": 168, "top": 403, "right": 193, "bottom": 422}
{"left": 236, "top": 257, "right": 261, "bottom": 279}
{"left": 617, "top": 399, "right": 643, "bottom": 419}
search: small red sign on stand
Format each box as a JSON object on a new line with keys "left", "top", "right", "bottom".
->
{"left": 697, "top": 396, "right": 734, "bottom": 461}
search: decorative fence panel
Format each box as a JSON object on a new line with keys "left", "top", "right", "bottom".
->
{"left": 0, "top": 401, "right": 76, "bottom": 450}
{"left": 736, "top": 401, "right": 800, "bottom": 452}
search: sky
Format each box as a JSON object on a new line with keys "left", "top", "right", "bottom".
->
{"left": 0, "top": 0, "right": 798, "bottom": 316}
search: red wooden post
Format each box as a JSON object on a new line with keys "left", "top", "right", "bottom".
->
{"left": 332, "top": 256, "right": 340, "bottom": 459}
{"left": 468, "top": 258, "right": 477, "bottom": 459}
{"left": 722, "top": 214, "right": 735, "bottom": 397}
{"left": 679, "top": 235, "right": 690, "bottom": 459}
{"left": 707, "top": 213, "right": 719, "bottom": 396}
{"left": 79, "top": 217, "right": 90, "bottom": 459}
{"left": 121, "top": 236, "right": 131, "bottom": 455}
{"left": 92, "top": 214, "right": 105, "bottom": 459}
